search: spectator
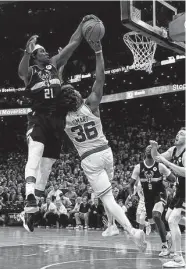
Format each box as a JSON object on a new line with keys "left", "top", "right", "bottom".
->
{"left": 47, "top": 184, "right": 62, "bottom": 201}
{"left": 82, "top": 186, "right": 96, "bottom": 203}
{"left": 64, "top": 185, "right": 77, "bottom": 205}
{"left": 9, "top": 188, "right": 17, "bottom": 203}
{"left": 0, "top": 204, "right": 6, "bottom": 226}
{"left": 117, "top": 183, "right": 130, "bottom": 204}
{"left": 41, "top": 197, "right": 58, "bottom": 228}
{"left": 76, "top": 182, "right": 87, "bottom": 197}
{"left": 88, "top": 198, "right": 104, "bottom": 229}
{"left": 0, "top": 186, "right": 8, "bottom": 203}
{"left": 56, "top": 200, "right": 69, "bottom": 228}
{"left": 59, "top": 193, "right": 72, "bottom": 209}
{"left": 75, "top": 197, "right": 90, "bottom": 229}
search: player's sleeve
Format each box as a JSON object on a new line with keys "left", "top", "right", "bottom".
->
{"left": 159, "top": 163, "right": 171, "bottom": 177}
{"left": 161, "top": 146, "right": 175, "bottom": 161}
{"left": 131, "top": 164, "right": 140, "bottom": 180}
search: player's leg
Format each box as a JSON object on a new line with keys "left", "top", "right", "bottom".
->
{"left": 81, "top": 149, "right": 147, "bottom": 252}
{"left": 163, "top": 206, "right": 185, "bottom": 268}
{"left": 102, "top": 150, "right": 119, "bottom": 236}
{"left": 25, "top": 137, "right": 44, "bottom": 213}
{"left": 152, "top": 200, "right": 170, "bottom": 256}
{"left": 35, "top": 157, "right": 56, "bottom": 201}
{"left": 100, "top": 189, "right": 146, "bottom": 251}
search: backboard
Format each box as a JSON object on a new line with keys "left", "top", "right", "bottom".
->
{"left": 120, "top": 0, "right": 185, "bottom": 55}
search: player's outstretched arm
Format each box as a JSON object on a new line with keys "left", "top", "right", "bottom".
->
{"left": 150, "top": 140, "right": 173, "bottom": 161}
{"left": 51, "top": 15, "right": 96, "bottom": 70}
{"left": 85, "top": 41, "right": 105, "bottom": 113}
{"left": 18, "top": 35, "right": 38, "bottom": 86}
{"left": 156, "top": 152, "right": 186, "bottom": 178}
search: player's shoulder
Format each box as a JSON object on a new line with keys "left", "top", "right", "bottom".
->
{"left": 134, "top": 163, "right": 140, "bottom": 171}
{"left": 168, "top": 146, "right": 176, "bottom": 154}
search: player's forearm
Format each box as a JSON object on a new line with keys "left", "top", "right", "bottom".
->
{"left": 18, "top": 52, "right": 31, "bottom": 79}
{"left": 151, "top": 147, "right": 160, "bottom": 160}
{"left": 164, "top": 160, "right": 185, "bottom": 177}
{"left": 95, "top": 51, "right": 105, "bottom": 85}
{"left": 69, "top": 22, "right": 83, "bottom": 46}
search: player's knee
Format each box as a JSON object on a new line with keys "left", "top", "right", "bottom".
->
{"left": 152, "top": 211, "right": 161, "bottom": 222}
{"left": 40, "top": 158, "right": 55, "bottom": 177}
{"left": 168, "top": 210, "right": 180, "bottom": 227}
{"left": 26, "top": 141, "right": 44, "bottom": 171}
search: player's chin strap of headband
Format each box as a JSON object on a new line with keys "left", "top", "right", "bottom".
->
{"left": 32, "top": 44, "right": 45, "bottom": 53}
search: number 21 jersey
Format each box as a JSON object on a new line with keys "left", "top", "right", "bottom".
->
{"left": 64, "top": 103, "right": 108, "bottom": 157}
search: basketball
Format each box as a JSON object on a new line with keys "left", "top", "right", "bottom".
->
{"left": 82, "top": 18, "right": 105, "bottom": 42}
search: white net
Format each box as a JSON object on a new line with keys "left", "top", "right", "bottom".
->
{"left": 123, "top": 31, "right": 157, "bottom": 73}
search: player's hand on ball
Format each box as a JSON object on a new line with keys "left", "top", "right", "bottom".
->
{"left": 88, "top": 40, "right": 102, "bottom": 53}
{"left": 82, "top": 14, "right": 100, "bottom": 23}
{"left": 25, "top": 35, "right": 38, "bottom": 54}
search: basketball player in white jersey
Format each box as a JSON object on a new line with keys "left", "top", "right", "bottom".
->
{"left": 57, "top": 40, "right": 147, "bottom": 252}
{"left": 150, "top": 128, "right": 186, "bottom": 268}
{"left": 134, "top": 180, "right": 151, "bottom": 235}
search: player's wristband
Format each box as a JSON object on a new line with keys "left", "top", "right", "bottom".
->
{"left": 95, "top": 50, "right": 102, "bottom": 54}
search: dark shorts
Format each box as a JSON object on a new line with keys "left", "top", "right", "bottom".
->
{"left": 145, "top": 192, "right": 167, "bottom": 219}
{"left": 27, "top": 111, "right": 65, "bottom": 159}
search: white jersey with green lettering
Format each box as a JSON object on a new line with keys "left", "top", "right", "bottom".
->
{"left": 64, "top": 102, "right": 108, "bottom": 157}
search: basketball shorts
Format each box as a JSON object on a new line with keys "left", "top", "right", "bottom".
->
{"left": 136, "top": 201, "right": 146, "bottom": 216}
{"left": 81, "top": 147, "right": 114, "bottom": 198}
{"left": 145, "top": 192, "right": 167, "bottom": 219}
{"left": 27, "top": 111, "right": 65, "bottom": 159}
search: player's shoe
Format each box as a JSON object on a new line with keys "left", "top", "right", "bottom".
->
{"left": 145, "top": 222, "right": 151, "bottom": 236}
{"left": 102, "top": 225, "right": 119, "bottom": 237}
{"left": 159, "top": 245, "right": 170, "bottom": 257}
{"left": 131, "top": 228, "right": 147, "bottom": 252}
{"left": 24, "top": 194, "right": 39, "bottom": 214}
{"left": 163, "top": 255, "right": 185, "bottom": 268}
{"left": 20, "top": 211, "right": 34, "bottom": 232}
{"left": 166, "top": 232, "right": 172, "bottom": 250}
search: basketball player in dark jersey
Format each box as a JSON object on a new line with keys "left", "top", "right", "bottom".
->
{"left": 18, "top": 15, "right": 97, "bottom": 232}
{"left": 150, "top": 128, "right": 186, "bottom": 268}
{"left": 129, "top": 145, "right": 176, "bottom": 257}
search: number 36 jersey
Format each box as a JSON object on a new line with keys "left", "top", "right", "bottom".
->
{"left": 64, "top": 103, "right": 108, "bottom": 157}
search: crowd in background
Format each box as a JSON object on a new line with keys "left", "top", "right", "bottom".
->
{"left": 0, "top": 92, "right": 184, "bottom": 231}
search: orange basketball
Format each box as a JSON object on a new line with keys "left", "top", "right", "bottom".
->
{"left": 82, "top": 18, "right": 105, "bottom": 42}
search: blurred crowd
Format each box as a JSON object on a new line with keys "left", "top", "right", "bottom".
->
{"left": 0, "top": 92, "right": 184, "bottom": 231}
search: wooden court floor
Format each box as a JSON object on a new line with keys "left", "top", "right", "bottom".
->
{"left": 0, "top": 227, "right": 185, "bottom": 269}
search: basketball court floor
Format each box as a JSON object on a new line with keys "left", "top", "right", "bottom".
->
{"left": 0, "top": 227, "right": 185, "bottom": 269}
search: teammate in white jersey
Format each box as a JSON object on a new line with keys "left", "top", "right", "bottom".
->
{"left": 58, "top": 40, "right": 147, "bottom": 252}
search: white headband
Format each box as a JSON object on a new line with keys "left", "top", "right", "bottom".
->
{"left": 32, "top": 44, "right": 45, "bottom": 53}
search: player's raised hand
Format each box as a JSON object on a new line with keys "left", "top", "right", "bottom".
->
{"left": 87, "top": 40, "right": 102, "bottom": 53}
{"left": 82, "top": 14, "right": 100, "bottom": 23}
{"left": 149, "top": 140, "right": 159, "bottom": 149}
{"left": 58, "top": 47, "right": 63, "bottom": 54}
{"left": 25, "top": 35, "right": 39, "bottom": 54}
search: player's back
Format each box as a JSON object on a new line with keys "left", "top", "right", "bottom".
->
{"left": 25, "top": 64, "right": 61, "bottom": 113}
{"left": 65, "top": 103, "right": 108, "bottom": 157}
{"left": 172, "top": 147, "right": 185, "bottom": 197}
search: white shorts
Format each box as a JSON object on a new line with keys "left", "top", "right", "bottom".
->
{"left": 137, "top": 202, "right": 146, "bottom": 216}
{"left": 81, "top": 147, "right": 113, "bottom": 198}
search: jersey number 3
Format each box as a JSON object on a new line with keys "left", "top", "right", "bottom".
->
{"left": 71, "top": 121, "right": 98, "bottom": 142}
